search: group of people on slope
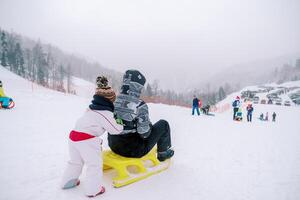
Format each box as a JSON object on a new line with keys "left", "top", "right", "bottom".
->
{"left": 232, "top": 96, "right": 277, "bottom": 122}
{"left": 192, "top": 96, "right": 210, "bottom": 115}
{"left": 232, "top": 96, "right": 254, "bottom": 122}
{"left": 61, "top": 70, "right": 174, "bottom": 197}
{"left": 259, "top": 112, "right": 277, "bottom": 122}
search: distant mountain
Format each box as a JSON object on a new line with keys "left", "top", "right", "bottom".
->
{"left": 205, "top": 54, "right": 300, "bottom": 92}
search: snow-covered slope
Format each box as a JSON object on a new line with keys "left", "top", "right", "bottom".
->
{"left": 71, "top": 76, "right": 94, "bottom": 98}
{"left": 1, "top": 67, "right": 300, "bottom": 200}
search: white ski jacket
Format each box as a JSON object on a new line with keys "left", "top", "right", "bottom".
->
{"left": 73, "top": 108, "right": 123, "bottom": 138}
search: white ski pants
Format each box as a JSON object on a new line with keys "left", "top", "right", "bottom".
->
{"left": 61, "top": 137, "right": 103, "bottom": 196}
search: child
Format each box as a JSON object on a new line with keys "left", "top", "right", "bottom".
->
{"left": 259, "top": 113, "right": 264, "bottom": 121}
{"left": 265, "top": 112, "right": 269, "bottom": 121}
{"left": 246, "top": 104, "right": 254, "bottom": 122}
{"left": 61, "top": 76, "right": 123, "bottom": 197}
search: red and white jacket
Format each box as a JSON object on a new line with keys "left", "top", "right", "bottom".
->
{"left": 69, "top": 108, "right": 123, "bottom": 142}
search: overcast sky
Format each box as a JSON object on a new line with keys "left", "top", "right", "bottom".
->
{"left": 0, "top": 0, "right": 299, "bottom": 89}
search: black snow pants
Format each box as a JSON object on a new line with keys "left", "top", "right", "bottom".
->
{"left": 233, "top": 108, "right": 239, "bottom": 120}
{"left": 108, "top": 120, "right": 171, "bottom": 158}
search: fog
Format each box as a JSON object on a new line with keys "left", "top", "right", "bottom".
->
{"left": 0, "top": 0, "right": 299, "bottom": 90}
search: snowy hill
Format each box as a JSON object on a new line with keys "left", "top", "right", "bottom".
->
{"left": 1, "top": 67, "right": 300, "bottom": 200}
{"left": 71, "top": 76, "right": 94, "bottom": 98}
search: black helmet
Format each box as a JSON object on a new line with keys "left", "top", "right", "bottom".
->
{"left": 0, "top": 80, "right": 2, "bottom": 87}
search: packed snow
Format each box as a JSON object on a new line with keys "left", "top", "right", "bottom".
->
{"left": 1, "top": 67, "right": 300, "bottom": 200}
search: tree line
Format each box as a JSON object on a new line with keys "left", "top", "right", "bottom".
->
{"left": 143, "top": 81, "right": 228, "bottom": 107}
{"left": 0, "top": 28, "right": 232, "bottom": 107}
{"left": 271, "top": 59, "right": 300, "bottom": 84}
{"left": 1, "top": 29, "right": 73, "bottom": 93}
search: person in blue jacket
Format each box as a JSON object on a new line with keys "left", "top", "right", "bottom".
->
{"left": 246, "top": 103, "right": 254, "bottom": 122}
{"left": 192, "top": 95, "right": 200, "bottom": 115}
{"left": 232, "top": 96, "right": 241, "bottom": 120}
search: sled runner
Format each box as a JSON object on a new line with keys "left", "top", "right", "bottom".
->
{"left": 103, "top": 148, "right": 171, "bottom": 188}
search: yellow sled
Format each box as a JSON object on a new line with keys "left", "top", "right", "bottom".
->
{"left": 103, "top": 148, "right": 171, "bottom": 188}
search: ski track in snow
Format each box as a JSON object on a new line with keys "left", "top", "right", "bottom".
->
{"left": 1, "top": 67, "right": 300, "bottom": 200}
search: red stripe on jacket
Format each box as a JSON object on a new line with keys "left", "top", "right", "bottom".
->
{"left": 90, "top": 109, "right": 122, "bottom": 132}
{"left": 69, "top": 130, "right": 95, "bottom": 141}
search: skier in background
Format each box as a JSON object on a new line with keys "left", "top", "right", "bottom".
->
{"left": 272, "top": 112, "right": 277, "bottom": 122}
{"left": 192, "top": 95, "right": 200, "bottom": 115}
{"left": 232, "top": 96, "right": 241, "bottom": 120}
{"left": 201, "top": 104, "right": 210, "bottom": 115}
{"left": 265, "top": 112, "right": 269, "bottom": 121}
{"left": 246, "top": 103, "right": 254, "bottom": 122}
{"left": 259, "top": 113, "right": 264, "bottom": 121}
{"left": 61, "top": 76, "right": 123, "bottom": 197}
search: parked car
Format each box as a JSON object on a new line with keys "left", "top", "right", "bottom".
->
{"left": 289, "top": 91, "right": 300, "bottom": 105}
{"left": 293, "top": 99, "right": 300, "bottom": 105}
{"left": 253, "top": 96, "right": 259, "bottom": 104}
{"left": 267, "top": 93, "right": 277, "bottom": 99}
{"left": 273, "top": 97, "right": 282, "bottom": 102}
{"left": 275, "top": 100, "right": 282, "bottom": 105}
{"left": 284, "top": 101, "right": 291, "bottom": 106}
{"left": 261, "top": 99, "right": 266, "bottom": 104}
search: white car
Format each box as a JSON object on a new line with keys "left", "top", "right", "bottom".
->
{"left": 284, "top": 101, "right": 291, "bottom": 106}
{"left": 253, "top": 96, "right": 259, "bottom": 104}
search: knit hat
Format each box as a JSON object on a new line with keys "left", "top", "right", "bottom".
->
{"left": 95, "top": 76, "right": 116, "bottom": 102}
{"left": 96, "top": 76, "right": 109, "bottom": 89}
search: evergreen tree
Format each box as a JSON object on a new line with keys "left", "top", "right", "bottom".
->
{"left": 145, "top": 83, "right": 153, "bottom": 96}
{"left": 46, "top": 49, "right": 58, "bottom": 89}
{"left": 58, "top": 64, "right": 65, "bottom": 92}
{"left": 152, "top": 80, "right": 159, "bottom": 96}
{"left": 207, "top": 93, "right": 217, "bottom": 105}
{"left": 24, "top": 48, "right": 34, "bottom": 80}
{"left": 224, "top": 82, "right": 232, "bottom": 94}
{"left": 296, "top": 59, "right": 300, "bottom": 69}
{"left": 66, "top": 64, "right": 72, "bottom": 93}
{"left": 14, "top": 43, "right": 25, "bottom": 76}
{"left": 6, "top": 33, "right": 17, "bottom": 71}
{"left": 218, "top": 86, "right": 226, "bottom": 101}
{"left": 33, "top": 43, "right": 48, "bottom": 86}
{"left": 1, "top": 32, "right": 8, "bottom": 66}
